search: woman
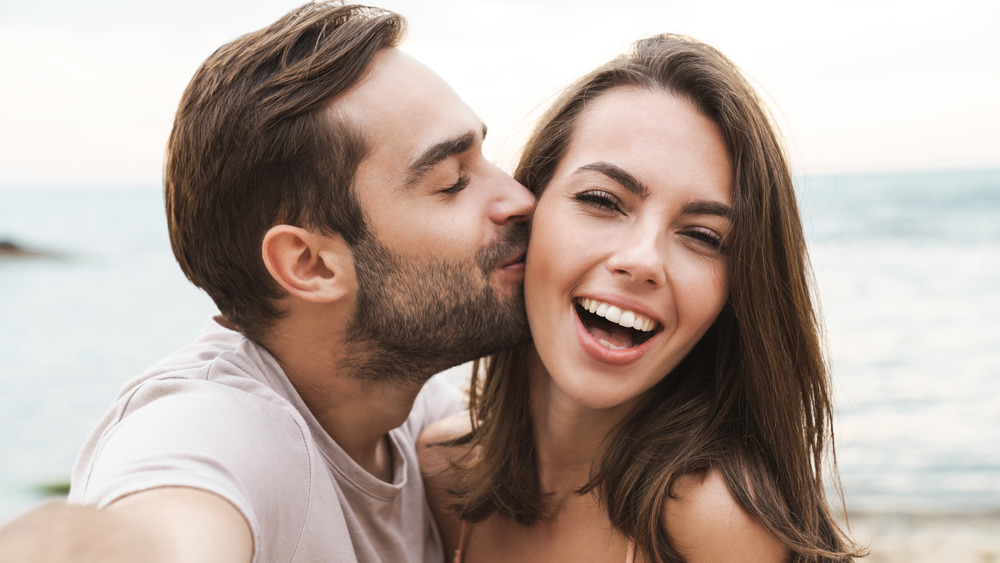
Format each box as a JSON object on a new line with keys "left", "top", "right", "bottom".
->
{"left": 420, "top": 34, "right": 863, "bottom": 562}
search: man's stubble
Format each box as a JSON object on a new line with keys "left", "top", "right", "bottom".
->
{"left": 342, "top": 224, "right": 531, "bottom": 383}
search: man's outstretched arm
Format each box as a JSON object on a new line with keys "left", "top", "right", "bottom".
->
{"left": 0, "top": 487, "right": 252, "bottom": 563}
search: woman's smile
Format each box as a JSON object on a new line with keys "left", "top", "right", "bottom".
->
{"left": 571, "top": 296, "right": 664, "bottom": 367}
{"left": 575, "top": 297, "right": 661, "bottom": 346}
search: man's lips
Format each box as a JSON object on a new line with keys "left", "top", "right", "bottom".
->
{"left": 478, "top": 223, "right": 528, "bottom": 275}
{"left": 498, "top": 250, "right": 526, "bottom": 270}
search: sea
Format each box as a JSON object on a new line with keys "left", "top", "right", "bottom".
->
{"left": 1, "top": 168, "right": 998, "bottom": 523}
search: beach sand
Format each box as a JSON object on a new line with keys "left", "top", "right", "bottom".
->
{"left": 845, "top": 513, "right": 1000, "bottom": 562}
{"left": 5, "top": 493, "right": 999, "bottom": 561}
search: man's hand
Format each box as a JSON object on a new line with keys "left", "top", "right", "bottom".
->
{"left": 0, "top": 487, "right": 252, "bottom": 563}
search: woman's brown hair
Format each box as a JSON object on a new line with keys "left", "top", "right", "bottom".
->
{"left": 449, "top": 34, "right": 865, "bottom": 562}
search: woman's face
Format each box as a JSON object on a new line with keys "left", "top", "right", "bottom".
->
{"left": 525, "top": 87, "right": 733, "bottom": 412}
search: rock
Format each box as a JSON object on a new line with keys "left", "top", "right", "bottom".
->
{"left": 0, "top": 240, "right": 55, "bottom": 258}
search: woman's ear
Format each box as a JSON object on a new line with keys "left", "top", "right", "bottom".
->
{"left": 261, "top": 225, "right": 354, "bottom": 303}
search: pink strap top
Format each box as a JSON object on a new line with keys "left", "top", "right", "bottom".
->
{"left": 454, "top": 522, "right": 636, "bottom": 563}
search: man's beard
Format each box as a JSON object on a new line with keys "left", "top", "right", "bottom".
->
{"left": 342, "top": 225, "right": 531, "bottom": 383}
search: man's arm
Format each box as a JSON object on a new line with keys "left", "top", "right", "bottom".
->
{"left": 0, "top": 487, "right": 252, "bottom": 563}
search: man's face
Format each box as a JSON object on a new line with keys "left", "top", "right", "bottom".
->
{"left": 335, "top": 49, "right": 536, "bottom": 381}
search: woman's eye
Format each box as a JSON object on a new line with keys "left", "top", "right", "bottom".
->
{"left": 575, "top": 190, "right": 623, "bottom": 213}
{"left": 685, "top": 227, "right": 726, "bottom": 252}
{"left": 440, "top": 174, "right": 470, "bottom": 195}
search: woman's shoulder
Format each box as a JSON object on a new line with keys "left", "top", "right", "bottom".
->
{"left": 662, "top": 468, "right": 787, "bottom": 562}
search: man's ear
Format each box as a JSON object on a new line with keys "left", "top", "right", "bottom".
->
{"left": 261, "top": 225, "right": 354, "bottom": 303}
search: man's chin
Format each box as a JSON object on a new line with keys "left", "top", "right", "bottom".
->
{"left": 489, "top": 267, "right": 526, "bottom": 296}
{"left": 486, "top": 306, "right": 531, "bottom": 351}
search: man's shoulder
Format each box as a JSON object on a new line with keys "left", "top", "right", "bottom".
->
{"left": 115, "top": 320, "right": 291, "bottom": 415}
{"left": 78, "top": 362, "right": 312, "bottom": 482}
{"left": 70, "top": 332, "right": 319, "bottom": 555}
{"left": 72, "top": 320, "right": 315, "bottom": 504}
{"left": 140, "top": 318, "right": 259, "bottom": 379}
{"left": 95, "top": 341, "right": 311, "bottom": 468}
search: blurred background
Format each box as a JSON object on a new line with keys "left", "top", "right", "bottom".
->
{"left": 1, "top": 0, "right": 998, "bottom": 560}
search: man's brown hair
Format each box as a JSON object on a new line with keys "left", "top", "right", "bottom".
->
{"left": 165, "top": 2, "right": 404, "bottom": 339}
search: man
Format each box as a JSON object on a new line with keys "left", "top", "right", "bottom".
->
{"left": 0, "top": 2, "right": 534, "bottom": 562}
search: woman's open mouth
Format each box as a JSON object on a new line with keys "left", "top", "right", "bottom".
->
{"left": 574, "top": 297, "right": 660, "bottom": 350}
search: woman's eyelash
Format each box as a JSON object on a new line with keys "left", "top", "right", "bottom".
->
{"left": 440, "top": 175, "right": 470, "bottom": 195}
{"left": 686, "top": 228, "right": 726, "bottom": 251}
{"left": 574, "top": 189, "right": 727, "bottom": 251}
{"left": 575, "top": 190, "right": 622, "bottom": 212}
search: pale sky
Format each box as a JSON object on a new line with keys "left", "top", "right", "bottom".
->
{"left": 0, "top": 0, "right": 997, "bottom": 186}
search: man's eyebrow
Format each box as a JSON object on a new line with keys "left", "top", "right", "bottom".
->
{"left": 574, "top": 162, "right": 650, "bottom": 198}
{"left": 404, "top": 124, "right": 487, "bottom": 189}
{"left": 682, "top": 200, "right": 733, "bottom": 219}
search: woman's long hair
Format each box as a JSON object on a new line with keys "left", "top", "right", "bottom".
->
{"left": 448, "top": 34, "right": 864, "bottom": 562}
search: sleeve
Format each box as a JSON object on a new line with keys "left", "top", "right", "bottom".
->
{"left": 71, "top": 379, "right": 313, "bottom": 563}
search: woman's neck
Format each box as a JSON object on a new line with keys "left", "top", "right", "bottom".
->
{"left": 526, "top": 349, "right": 637, "bottom": 499}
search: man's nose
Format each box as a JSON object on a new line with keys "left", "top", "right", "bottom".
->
{"left": 487, "top": 167, "right": 535, "bottom": 225}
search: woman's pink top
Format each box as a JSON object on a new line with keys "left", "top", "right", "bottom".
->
{"left": 453, "top": 522, "right": 636, "bottom": 563}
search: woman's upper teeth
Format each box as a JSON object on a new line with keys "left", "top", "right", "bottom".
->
{"left": 577, "top": 298, "right": 658, "bottom": 332}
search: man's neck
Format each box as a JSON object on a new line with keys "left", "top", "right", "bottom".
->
{"left": 258, "top": 313, "right": 427, "bottom": 480}
{"left": 292, "top": 371, "right": 421, "bottom": 480}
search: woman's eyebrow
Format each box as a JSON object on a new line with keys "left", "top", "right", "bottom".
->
{"left": 573, "top": 162, "right": 731, "bottom": 217}
{"left": 683, "top": 200, "right": 733, "bottom": 218}
{"left": 574, "top": 162, "right": 650, "bottom": 198}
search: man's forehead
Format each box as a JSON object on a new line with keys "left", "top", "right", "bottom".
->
{"left": 331, "top": 48, "right": 484, "bottom": 163}
{"left": 334, "top": 48, "right": 455, "bottom": 113}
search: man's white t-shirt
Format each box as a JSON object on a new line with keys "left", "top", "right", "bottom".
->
{"left": 68, "top": 317, "right": 464, "bottom": 562}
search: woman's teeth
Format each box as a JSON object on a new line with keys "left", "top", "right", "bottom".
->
{"left": 576, "top": 298, "right": 659, "bottom": 332}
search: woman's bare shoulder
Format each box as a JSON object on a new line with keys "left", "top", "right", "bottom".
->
{"left": 662, "top": 469, "right": 788, "bottom": 562}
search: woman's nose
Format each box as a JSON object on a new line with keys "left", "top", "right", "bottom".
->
{"left": 605, "top": 222, "right": 667, "bottom": 287}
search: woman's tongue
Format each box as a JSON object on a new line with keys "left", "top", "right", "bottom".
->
{"left": 586, "top": 324, "right": 634, "bottom": 350}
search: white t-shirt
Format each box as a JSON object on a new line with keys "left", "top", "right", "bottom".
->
{"left": 68, "top": 317, "right": 464, "bottom": 562}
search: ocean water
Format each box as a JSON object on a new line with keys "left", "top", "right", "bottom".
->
{"left": 1, "top": 169, "right": 998, "bottom": 523}
{"left": 798, "top": 169, "right": 1000, "bottom": 516}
